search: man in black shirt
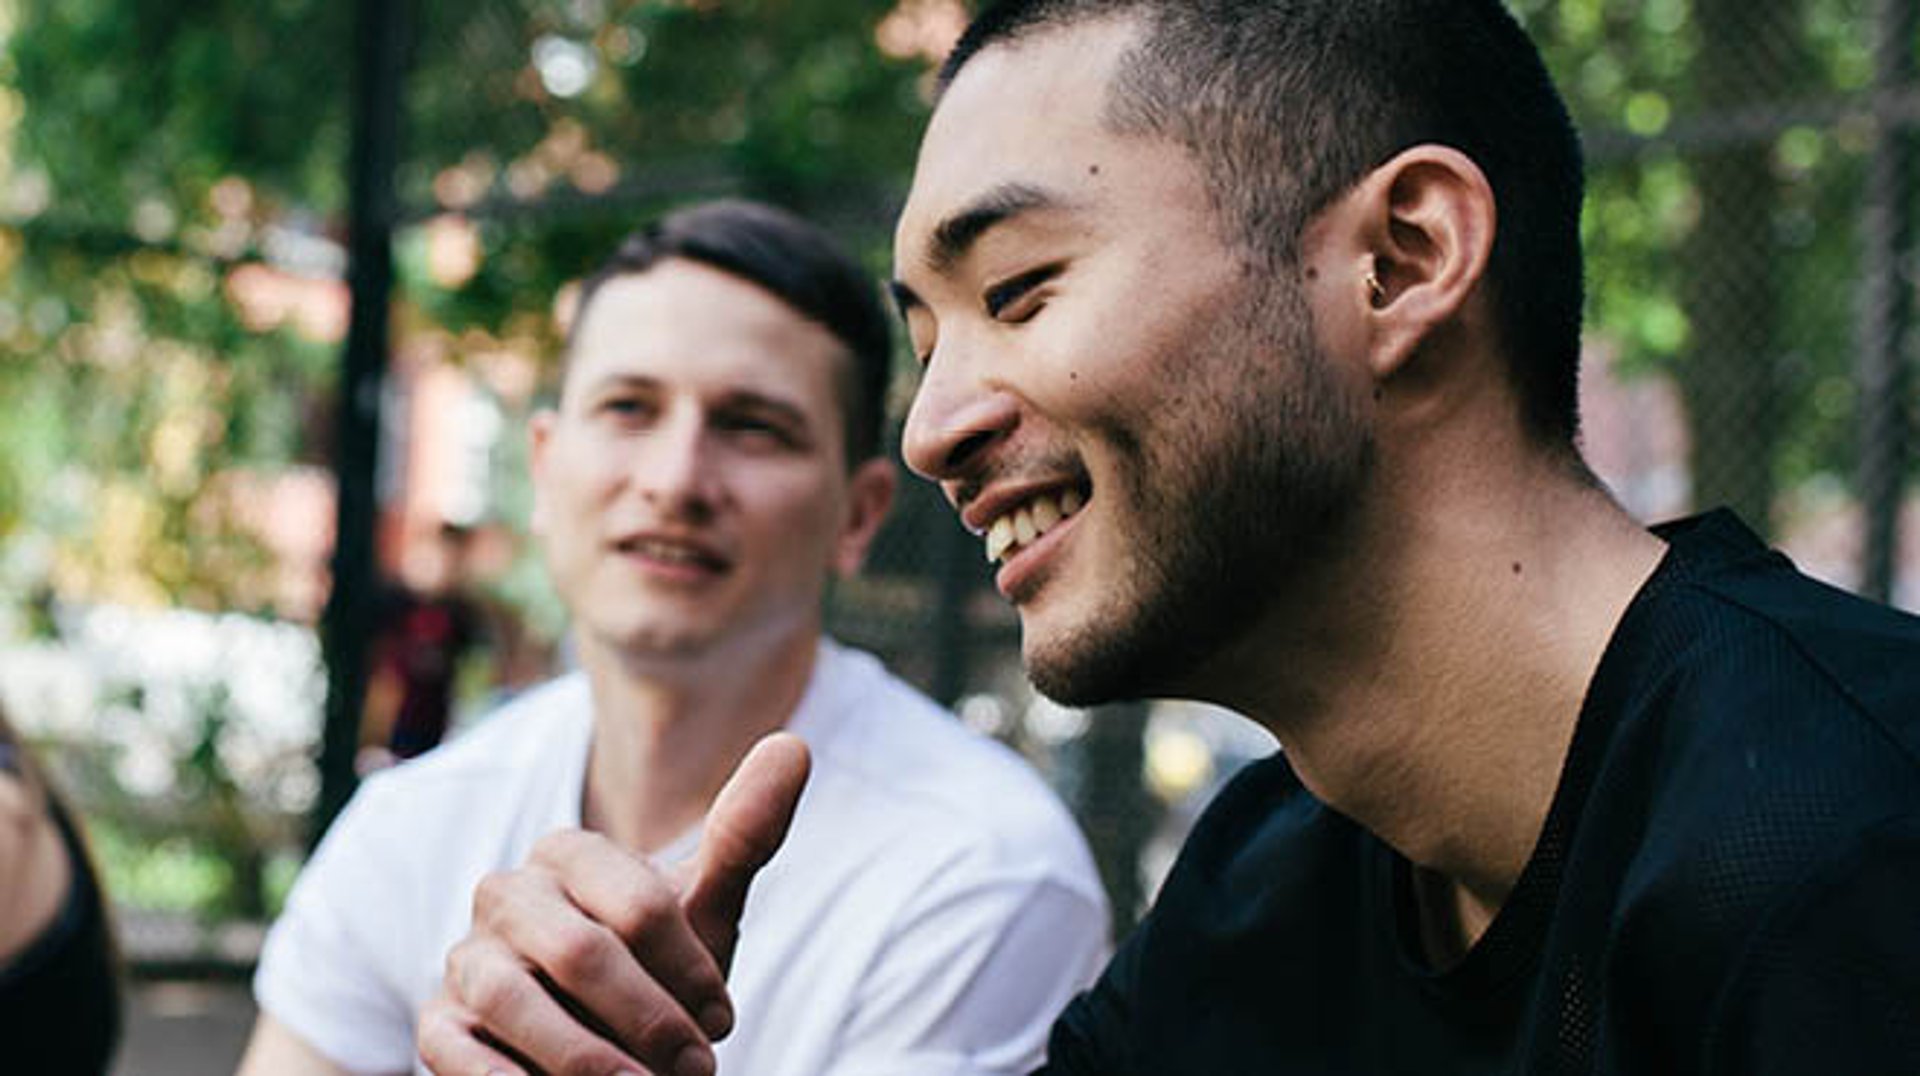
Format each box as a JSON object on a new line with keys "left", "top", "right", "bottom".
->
{"left": 1039, "top": 510, "right": 1920, "bottom": 1072}
{"left": 427, "top": 1, "right": 1920, "bottom": 1072}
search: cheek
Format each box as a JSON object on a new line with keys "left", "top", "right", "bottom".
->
{"left": 1061, "top": 269, "right": 1227, "bottom": 405}
{"left": 537, "top": 460, "right": 621, "bottom": 554}
{"left": 542, "top": 474, "right": 598, "bottom": 530}
{"left": 741, "top": 477, "right": 843, "bottom": 550}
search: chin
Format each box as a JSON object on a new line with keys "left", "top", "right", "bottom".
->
{"left": 1018, "top": 561, "right": 1253, "bottom": 709}
{"left": 1022, "top": 618, "right": 1160, "bottom": 708}
{"left": 602, "top": 620, "right": 722, "bottom": 661}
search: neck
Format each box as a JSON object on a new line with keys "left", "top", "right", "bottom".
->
{"left": 1214, "top": 436, "right": 1664, "bottom": 951}
{"left": 577, "top": 626, "right": 820, "bottom": 853}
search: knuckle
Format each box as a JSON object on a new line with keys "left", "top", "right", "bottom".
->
{"left": 462, "top": 959, "right": 528, "bottom": 1022}
{"left": 441, "top": 941, "right": 476, "bottom": 998}
{"left": 541, "top": 920, "right": 613, "bottom": 983}
{"left": 413, "top": 996, "right": 459, "bottom": 1056}
{"left": 554, "top": 1039, "right": 623, "bottom": 1076}
{"left": 442, "top": 935, "right": 499, "bottom": 1002}
{"left": 608, "top": 878, "right": 674, "bottom": 943}
{"left": 470, "top": 868, "right": 518, "bottom": 922}
{"left": 531, "top": 827, "right": 594, "bottom": 865}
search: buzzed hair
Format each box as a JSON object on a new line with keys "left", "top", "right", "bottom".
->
{"left": 568, "top": 199, "right": 895, "bottom": 466}
{"left": 941, "top": 0, "right": 1588, "bottom": 448}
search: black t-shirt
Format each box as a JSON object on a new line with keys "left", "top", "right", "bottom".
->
{"left": 0, "top": 800, "right": 122, "bottom": 1073}
{"left": 1043, "top": 511, "right": 1920, "bottom": 1074}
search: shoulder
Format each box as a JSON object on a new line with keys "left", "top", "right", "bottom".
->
{"left": 1586, "top": 519, "right": 1920, "bottom": 1003}
{"left": 1636, "top": 511, "right": 1920, "bottom": 745}
{"left": 1148, "top": 752, "right": 1358, "bottom": 932}
{"left": 786, "top": 643, "right": 1102, "bottom": 903}
{"left": 1605, "top": 523, "right": 1920, "bottom": 868}
{"left": 1041, "top": 755, "right": 1355, "bottom": 1074}
{"left": 256, "top": 674, "right": 595, "bottom": 1056}
{"left": 309, "top": 674, "right": 592, "bottom": 872}
{"left": 363, "top": 675, "right": 589, "bottom": 796}
{"left": 0, "top": 798, "right": 119, "bottom": 1073}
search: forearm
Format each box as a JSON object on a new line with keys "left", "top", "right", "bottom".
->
{"left": 236, "top": 1014, "right": 360, "bottom": 1076}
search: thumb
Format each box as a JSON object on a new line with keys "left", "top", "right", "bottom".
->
{"left": 681, "top": 732, "right": 811, "bottom": 972}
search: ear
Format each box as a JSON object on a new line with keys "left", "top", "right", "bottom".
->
{"left": 1337, "top": 145, "right": 1497, "bottom": 381}
{"left": 830, "top": 457, "right": 897, "bottom": 577}
{"left": 527, "top": 408, "right": 558, "bottom": 538}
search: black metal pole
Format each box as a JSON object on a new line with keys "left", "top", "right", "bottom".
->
{"left": 313, "top": 0, "right": 412, "bottom": 848}
{"left": 1855, "top": 0, "right": 1916, "bottom": 604}
{"left": 1068, "top": 701, "right": 1159, "bottom": 941}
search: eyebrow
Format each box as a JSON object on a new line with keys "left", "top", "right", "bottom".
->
{"left": 891, "top": 181, "right": 1069, "bottom": 318}
{"left": 928, "top": 182, "right": 1062, "bottom": 273}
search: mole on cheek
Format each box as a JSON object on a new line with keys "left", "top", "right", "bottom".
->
{"left": 1088, "top": 163, "right": 1101, "bottom": 176}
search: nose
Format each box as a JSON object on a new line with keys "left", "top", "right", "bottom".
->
{"left": 633, "top": 407, "right": 719, "bottom": 519}
{"left": 902, "top": 348, "right": 1019, "bottom": 483}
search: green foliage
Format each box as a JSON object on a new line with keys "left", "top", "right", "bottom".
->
{"left": 88, "top": 813, "right": 300, "bottom": 921}
{"left": 1515, "top": 0, "right": 1888, "bottom": 517}
{"left": 401, "top": 0, "right": 930, "bottom": 341}
{"left": 0, "top": 0, "right": 1901, "bottom": 629}
{"left": 0, "top": 0, "right": 356, "bottom": 357}
{"left": 6, "top": 0, "right": 350, "bottom": 231}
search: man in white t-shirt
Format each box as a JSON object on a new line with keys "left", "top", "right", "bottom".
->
{"left": 239, "top": 200, "right": 1109, "bottom": 1076}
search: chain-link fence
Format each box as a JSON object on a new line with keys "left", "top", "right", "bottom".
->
{"left": 1537, "top": 0, "right": 1918, "bottom": 608}
{"left": 0, "top": 0, "right": 1912, "bottom": 976}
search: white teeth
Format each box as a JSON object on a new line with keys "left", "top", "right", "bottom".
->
{"left": 986, "top": 517, "right": 1015, "bottom": 563}
{"left": 631, "top": 539, "right": 710, "bottom": 566}
{"left": 983, "top": 488, "right": 1086, "bottom": 565}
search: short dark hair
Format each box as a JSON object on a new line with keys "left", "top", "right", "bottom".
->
{"left": 941, "top": 0, "right": 1587, "bottom": 447}
{"left": 568, "top": 199, "right": 894, "bottom": 465}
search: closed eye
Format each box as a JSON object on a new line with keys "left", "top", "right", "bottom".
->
{"left": 984, "top": 263, "right": 1062, "bottom": 321}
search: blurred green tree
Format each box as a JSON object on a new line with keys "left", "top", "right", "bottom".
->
{"left": 0, "top": 0, "right": 942, "bottom": 618}
{"left": 1515, "top": 0, "right": 1880, "bottom": 528}
{"left": 0, "top": 0, "right": 1898, "bottom": 633}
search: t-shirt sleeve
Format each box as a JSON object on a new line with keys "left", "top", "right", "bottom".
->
{"left": 1034, "top": 919, "right": 1142, "bottom": 1075}
{"left": 820, "top": 871, "right": 1110, "bottom": 1076}
{"left": 252, "top": 780, "right": 420, "bottom": 1075}
{"left": 1705, "top": 813, "right": 1920, "bottom": 1074}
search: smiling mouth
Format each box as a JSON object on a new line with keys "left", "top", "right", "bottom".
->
{"left": 615, "top": 536, "right": 730, "bottom": 572}
{"left": 984, "top": 486, "right": 1086, "bottom": 565}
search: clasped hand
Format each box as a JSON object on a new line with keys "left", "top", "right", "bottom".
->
{"left": 417, "top": 734, "right": 811, "bottom": 1076}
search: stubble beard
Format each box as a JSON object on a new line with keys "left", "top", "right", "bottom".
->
{"left": 1024, "top": 279, "right": 1372, "bottom": 707}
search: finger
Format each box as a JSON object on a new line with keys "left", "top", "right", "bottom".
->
{"left": 471, "top": 856, "right": 722, "bottom": 1064}
{"left": 416, "top": 990, "right": 530, "bottom": 1076}
{"left": 446, "top": 934, "right": 708, "bottom": 1076}
{"left": 529, "top": 833, "right": 729, "bottom": 1006}
{"left": 681, "top": 733, "right": 811, "bottom": 972}
{"left": 533, "top": 833, "right": 733, "bottom": 1045}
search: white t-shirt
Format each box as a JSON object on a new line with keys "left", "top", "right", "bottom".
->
{"left": 255, "top": 640, "right": 1110, "bottom": 1075}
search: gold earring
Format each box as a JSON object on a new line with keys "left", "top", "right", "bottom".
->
{"left": 1365, "top": 270, "right": 1387, "bottom": 306}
